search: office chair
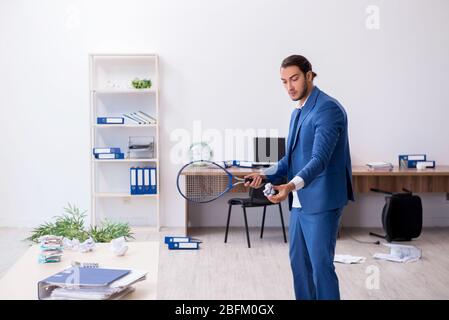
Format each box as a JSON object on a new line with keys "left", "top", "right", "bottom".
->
{"left": 224, "top": 184, "right": 287, "bottom": 248}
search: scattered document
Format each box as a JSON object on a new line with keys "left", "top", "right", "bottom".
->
{"left": 334, "top": 254, "right": 366, "bottom": 264}
{"left": 373, "top": 243, "right": 421, "bottom": 263}
{"left": 366, "top": 162, "right": 393, "bottom": 171}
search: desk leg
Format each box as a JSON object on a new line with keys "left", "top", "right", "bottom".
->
{"left": 184, "top": 175, "right": 189, "bottom": 236}
{"left": 184, "top": 198, "right": 189, "bottom": 236}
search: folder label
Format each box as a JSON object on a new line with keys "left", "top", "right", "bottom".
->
{"left": 130, "top": 168, "right": 137, "bottom": 195}
{"left": 93, "top": 147, "right": 121, "bottom": 154}
{"left": 169, "top": 242, "right": 199, "bottom": 250}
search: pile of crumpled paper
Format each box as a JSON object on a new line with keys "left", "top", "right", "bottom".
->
{"left": 373, "top": 243, "right": 421, "bottom": 263}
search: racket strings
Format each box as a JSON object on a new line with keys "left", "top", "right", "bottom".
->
{"left": 183, "top": 163, "right": 230, "bottom": 202}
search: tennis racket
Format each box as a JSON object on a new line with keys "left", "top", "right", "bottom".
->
{"left": 176, "top": 160, "right": 266, "bottom": 203}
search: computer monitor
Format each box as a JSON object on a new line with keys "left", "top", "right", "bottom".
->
{"left": 254, "top": 137, "right": 286, "bottom": 164}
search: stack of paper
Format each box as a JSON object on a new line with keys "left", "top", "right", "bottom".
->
{"left": 38, "top": 235, "right": 63, "bottom": 264}
{"left": 373, "top": 243, "right": 421, "bottom": 263}
{"left": 366, "top": 162, "right": 393, "bottom": 171}
{"left": 334, "top": 254, "right": 366, "bottom": 264}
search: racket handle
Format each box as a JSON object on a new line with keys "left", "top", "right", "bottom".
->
{"left": 244, "top": 177, "right": 267, "bottom": 183}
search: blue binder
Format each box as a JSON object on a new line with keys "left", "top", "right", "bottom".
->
{"left": 143, "top": 168, "right": 151, "bottom": 194}
{"left": 399, "top": 154, "right": 426, "bottom": 168}
{"left": 93, "top": 147, "right": 121, "bottom": 154}
{"left": 94, "top": 153, "right": 124, "bottom": 159}
{"left": 164, "top": 236, "right": 201, "bottom": 244}
{"left": 168, "top": 242, "right": 200, "bottom": 250}
{"left": 97, "top": 117, "right": 124, "bottom": 124}
{"left": 42, "top": 267, "right": 130, "bottom": 286}
{"left": 416, "top": 160, "right": 436, "bottom": 168}
{"left": 136, "top": 168, "right": 144, "bottom": 194}
{"left": 150, "top": 167, "right": 157, "bottom": 194}
{"left": 130, "top": 168, "right": 137, "bottom": 195}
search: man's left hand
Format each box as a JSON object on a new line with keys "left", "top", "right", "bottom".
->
{"left": 267, "top": 182, "right": 296, "bottom": 203}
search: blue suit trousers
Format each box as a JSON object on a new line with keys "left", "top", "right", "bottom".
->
{"left": 289, "top": 207, "right": 343, "bottom": 300}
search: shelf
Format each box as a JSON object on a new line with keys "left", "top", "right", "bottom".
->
{"left": 92, "top": 158, "right": 158, "bottom": 163}
{"left": 93, "top": 124, "right": 157, "bottom": 128}
{"left": 90, "top": 53, "right": 158, "bottom": 57}
{"left": 92, "top": 89, "right": 156, "bottom": 94}
{"left": 90, "top": 53, "right": 160, "bottom": 229}
{"left": 93, "top": 192, "right": 158, "bottom": 198}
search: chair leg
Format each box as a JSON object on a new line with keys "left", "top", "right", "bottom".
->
{"left": 224, "top": 204, "right": 232, "bottom": 243}
{"left": 242, "top": 206, "right": 251, "bottom": 248}
{"left": 260, "top": 206, "right": 267, "bottom": 239}
{"left": 279, "top": 203, "right": 287, "bottom": 243}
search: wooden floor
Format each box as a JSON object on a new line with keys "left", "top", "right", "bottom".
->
{"left": 1, "top": 227, "right": 449, "bottom": 299}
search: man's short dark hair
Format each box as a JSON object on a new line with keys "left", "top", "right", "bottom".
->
{"left": 281, "top": 55, "right": 317, "bottom": 79}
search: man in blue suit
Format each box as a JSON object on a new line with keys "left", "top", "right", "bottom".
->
{"left": 245, "top": 55, "right": 354, "bottom": 300}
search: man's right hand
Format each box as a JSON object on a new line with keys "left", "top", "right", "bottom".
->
{"left": 243, "top": 173, "right": 266, "bottom": 188}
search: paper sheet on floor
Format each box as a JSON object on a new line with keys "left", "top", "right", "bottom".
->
{"left": 373, "top": 243, "right": 421, "bottom": 263}
{"left": 334, "top": 254, "right": 366, "bottom": 264}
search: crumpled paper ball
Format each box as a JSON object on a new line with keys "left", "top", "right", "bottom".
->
{"left": 63, "top": 237, "right": 80, "bottom": 251}
{"left": 63, "top": 237, "right": 95, "bottom": 253}
{"left": 263, "top": 183, "right": 277, "bottom": 196}
{"left": 79, "top": 237, "right": 95, "bottom": 253}
{"left": 110, "top": 236, "right": 128, "bottom": 256}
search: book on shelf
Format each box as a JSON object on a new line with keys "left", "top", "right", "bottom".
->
{"left": 136, "top": 111, "right": 157, "bottom": 124}
{"left": 123, "top": 113, "right": 142, "bottom": 124}
{"left": 131, "top": 112, "right": 150, "bottom": 124}
{"left": 123, "top": 111, "right": 157, "bottom": 125}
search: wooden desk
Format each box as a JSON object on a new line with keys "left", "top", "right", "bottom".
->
{"left": 179, "top": 167, "right": 263, "bottom": 235}
{"left": 0, "top": 242, "right": 159, "bottom": 300}
{"left": 180, "top": 166, "right": 449, "bottom": 235}
{"left": 352, "top": 165, "right": 449, "bottom": 193}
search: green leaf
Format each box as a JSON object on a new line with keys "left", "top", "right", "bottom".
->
{"left": 26, "top": 203, "right": 133, "bottom": 243}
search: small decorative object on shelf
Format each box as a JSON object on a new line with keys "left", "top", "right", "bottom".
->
{"left": 131, "top": 78, "right": 152, "bottom": 89}
{"left": 105, "top": 80, "right": 120, "bottom": 89}
{"left": 128, "top": 136, "right": 154, "bottom": 159}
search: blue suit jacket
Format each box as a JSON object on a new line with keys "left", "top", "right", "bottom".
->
{"left": 266, "top": 86, "right": 354, "bottom": 213}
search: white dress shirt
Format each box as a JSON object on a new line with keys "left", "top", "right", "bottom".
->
{"left": 290, "top": 96, "right": 308, "bottom": 208}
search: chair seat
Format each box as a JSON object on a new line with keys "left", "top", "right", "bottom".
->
{"left": 228, "top": 197, "right": 273, "bottom": 207}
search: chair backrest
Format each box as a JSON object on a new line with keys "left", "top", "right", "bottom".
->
{"left": 248, "top": 184, "right": 273, "bottom": 205}
{"left": 248, "top": 178, "right": 288, "bottom": 205}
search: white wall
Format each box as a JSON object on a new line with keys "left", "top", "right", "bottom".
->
{"left": 1, "top": 0, "right": 449, "bottom": 228}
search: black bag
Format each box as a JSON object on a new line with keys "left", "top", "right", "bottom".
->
{"left": 369, "top": 188, "right": 422, "bottom": 242}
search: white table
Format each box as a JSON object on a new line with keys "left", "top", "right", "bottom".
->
{"left": 0, "top": 241, "right": 159, "bottom": 300}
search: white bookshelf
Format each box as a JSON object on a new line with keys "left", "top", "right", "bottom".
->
{"left": 94, "top": 193, "right": 159, "bottom": 198}
{"left": 94, "top": 124, "right": 158, "bottom": 128}
{"left": 89, "top": 53, "right": 160, "bottom": 229}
